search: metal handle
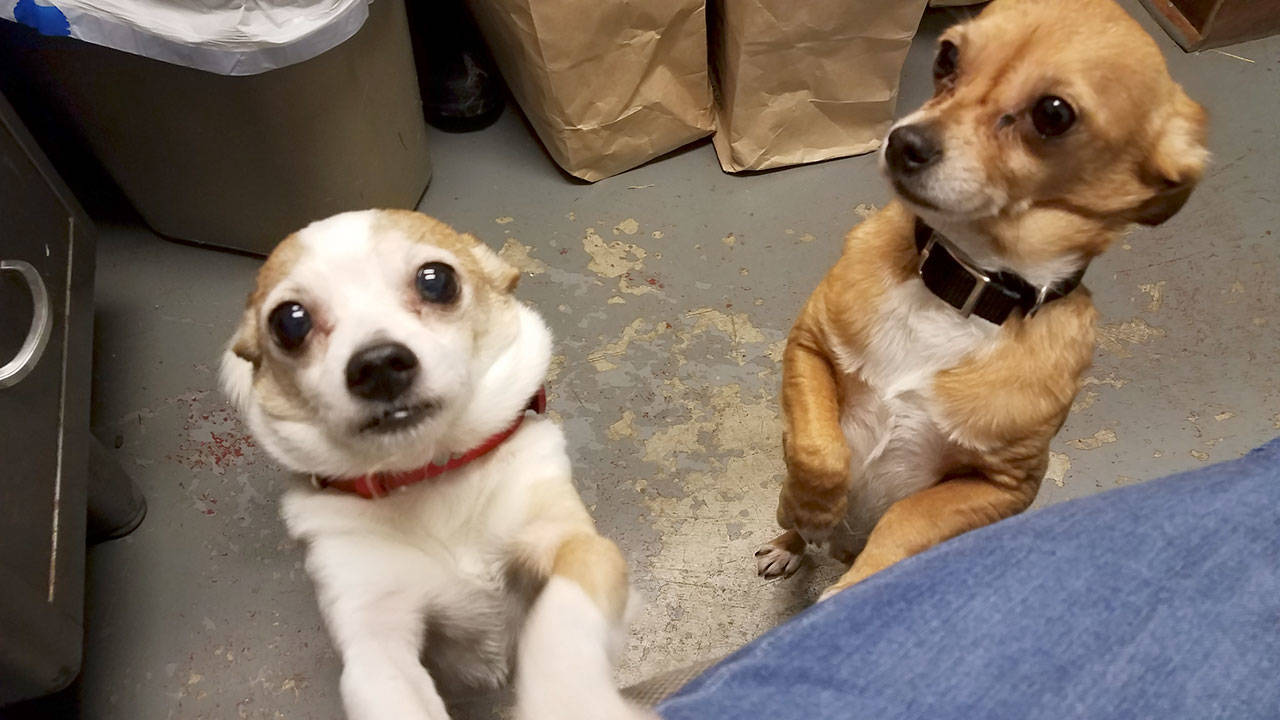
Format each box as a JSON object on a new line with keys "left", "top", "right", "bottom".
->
{"left": 0, "top": 260, "right": 52, "bottom": 389}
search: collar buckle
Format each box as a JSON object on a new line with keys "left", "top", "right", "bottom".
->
{"left": 956, "top": 265, "right": 991, "bottom": 318}
{"left": 1026, "top": 284, "right": 1052, "bottom": 318}
{"left": 917, "top": 234, "right": 937, "bottom": 270}
{"left": 919, "top": 234, "right": 990, "bottom": 318}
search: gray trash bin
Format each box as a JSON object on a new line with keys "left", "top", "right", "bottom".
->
{"left": 0, "top": 0, "right": 431, "bottom": 254}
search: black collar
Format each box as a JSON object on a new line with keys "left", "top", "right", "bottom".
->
{"left": 913, "top": 218, "right": 1086, "bottom": 325}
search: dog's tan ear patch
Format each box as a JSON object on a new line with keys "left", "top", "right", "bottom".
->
{"left": 467, "top": 234, "right": 521, "bottom": 292}
{"left": 1133, "top": 88, "right": 1208, "bottom": 226}
{"left": 230, "top": 307, "right": 262, "bottom": 365}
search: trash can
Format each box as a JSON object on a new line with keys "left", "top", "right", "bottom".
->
{"left": 0, "top": 0, "right": 431, "bottom": 254}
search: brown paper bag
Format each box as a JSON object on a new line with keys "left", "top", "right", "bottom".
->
{"left": 710, "top": 0, "right": 929, "bottom": 172}
{"left": 468, "top": 0, "right": 715, "bottom": 182}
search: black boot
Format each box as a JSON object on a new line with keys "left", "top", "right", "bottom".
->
{"left": 405, "top": 0, "right": 505, "bottom": 132}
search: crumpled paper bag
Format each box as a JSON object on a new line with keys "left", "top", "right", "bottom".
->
{"left": 710, "top": 0, "right": 929, "bottom": 172}
{"left": 468, "top": 0, "right": 715, "bottom": 182}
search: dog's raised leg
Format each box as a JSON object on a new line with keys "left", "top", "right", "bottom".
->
{"left": 818, "top": 474, "right": 1039, "bottom": 601}
{"left": 515, "top": 532, "right": 654, "bottom": 720}
{"left": 304, "top": 536, "right": 453, "bottom": 720}
{"left": 759, "top": 332, "right": 853, "bottom": 574}
{"left": 339, "top": 635, "right": 451, "bottom": 720}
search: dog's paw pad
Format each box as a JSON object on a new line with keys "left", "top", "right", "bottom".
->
{"left": 755, "top": 543, "right": 803, "bottom": 579}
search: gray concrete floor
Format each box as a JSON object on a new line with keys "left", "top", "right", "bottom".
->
{"left": 13, "top": 3, "right": 1280, "bottom": 718}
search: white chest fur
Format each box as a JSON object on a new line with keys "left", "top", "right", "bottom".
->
{"left": 854, "top": 279, "right": 997, "bottom": 397}
{"left": 279, "top": 419, "right": 570, "bottom": 691}
{"left": 829, "top": 279, "right": 998, "bottom": 552}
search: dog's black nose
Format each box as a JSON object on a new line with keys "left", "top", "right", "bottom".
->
{"left": 885, "top": 124, "right": 942, "bottom": 174}
{"left": 346, "top": 342, "right": 419, "bottom": 402}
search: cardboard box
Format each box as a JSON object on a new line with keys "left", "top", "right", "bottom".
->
{"left": 1140, "top": 0, "right": 1280, "bottom": 51}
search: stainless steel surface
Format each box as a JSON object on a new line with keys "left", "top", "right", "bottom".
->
{"left": 0, "top": 260, "right": 52, "bottom": 389}
{"left": 0, "top": 92, "right": 95, "bottom": 705}
{"left": 0, "top": 106, "right": 72, "bottom": 605}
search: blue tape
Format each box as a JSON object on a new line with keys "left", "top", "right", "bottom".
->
{"left": 13, "top": 0, "right": 71, "bottom": 37}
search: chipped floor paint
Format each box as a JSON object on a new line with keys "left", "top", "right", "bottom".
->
{"left": 1138, "top": 280, "right": 1166, "bottom": 312}
{"left": 1046, "top": 451, "right": 1072, "bottom": 488}
{"left": 1096, "top": 318, "right": 1167, "bottom": 357}
{"left": 1069, "top": 428, "right": 1119, "bottom": 451}
{"left": 497, "top": 237, "right": 548, "bottom": 275}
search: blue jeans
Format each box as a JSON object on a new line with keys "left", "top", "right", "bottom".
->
{"left": 659, "top": 439, "right": 1280, "bottom": 719}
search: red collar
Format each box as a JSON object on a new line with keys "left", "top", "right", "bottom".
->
{"left": 314, "top": 387, "right": 547, "bottom": 499}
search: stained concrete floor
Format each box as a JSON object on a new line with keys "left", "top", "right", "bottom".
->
{"left": 6, "top": 2, "right": 1279, "bottom": 718}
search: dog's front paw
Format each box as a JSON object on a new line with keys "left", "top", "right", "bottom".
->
{"left": 777, "top": 483, "right": 846, "bottom": 546}
{"left": 516, "top": 695, "right": 655, "bottom": 720}
{"left": 755, "top": 544, "right": 804, "bottom": 579}
{"left": 517, "top": 577, "right": 650, "bottom": 720}
{"left": 588, "top": 702, "right": 660, "bottom": 720}
{"left": 517, "top": 696, "right": 655, "bottom": 720}
{"left": 755, "top": 529, "right": 806, "bottom": 579}
{"left": 615, "top": 704, "right": 661, "bottom": 720}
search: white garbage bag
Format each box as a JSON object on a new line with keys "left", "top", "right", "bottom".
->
{"left": 0, "top": 0, "right": 370, "bottom": 75}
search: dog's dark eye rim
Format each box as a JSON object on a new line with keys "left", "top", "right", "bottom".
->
{"left": 933, "top": 40, "right": 958, "bottom": 81}
{"left": 415, "top": 261, "right": 461, "bottom": 305}
{"left": 1030, "top": 95, "right": 1077, "bottom": 138}
{"left": 268, "top": 300, "right": 312, "bottom": 352}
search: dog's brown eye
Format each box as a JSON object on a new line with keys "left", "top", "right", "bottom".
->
{"left": 416, "top": 262, "right": 459, "bottom": 305}
{"left": 933, "top": 41, "right": 958, "bottom": 81}
{"left": 1031, "top": 95, "right": 1076, "bottom": 137}
{"left": 268, "top": 301, "right": 312, "bottom": 351}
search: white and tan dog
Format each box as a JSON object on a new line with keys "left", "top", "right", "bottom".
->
{"left": 221, "top": 210, "right": 651, "bottom": 720}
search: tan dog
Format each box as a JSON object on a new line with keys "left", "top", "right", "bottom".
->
{"left": 756, "top": 0, "right": 1207, "bottom": 600}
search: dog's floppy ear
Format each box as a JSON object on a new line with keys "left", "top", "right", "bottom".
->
{"left": 467, "top": 235, "right": 521, "bottom": 292}
{"left": 1132, "top": 88, "right": 1208, "bottom": 226}
{"left": 229, "top": 306, "right": 262, "bottom": 365}
{"left": 221, "top": 306, "right": 261, "bottom": 411}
